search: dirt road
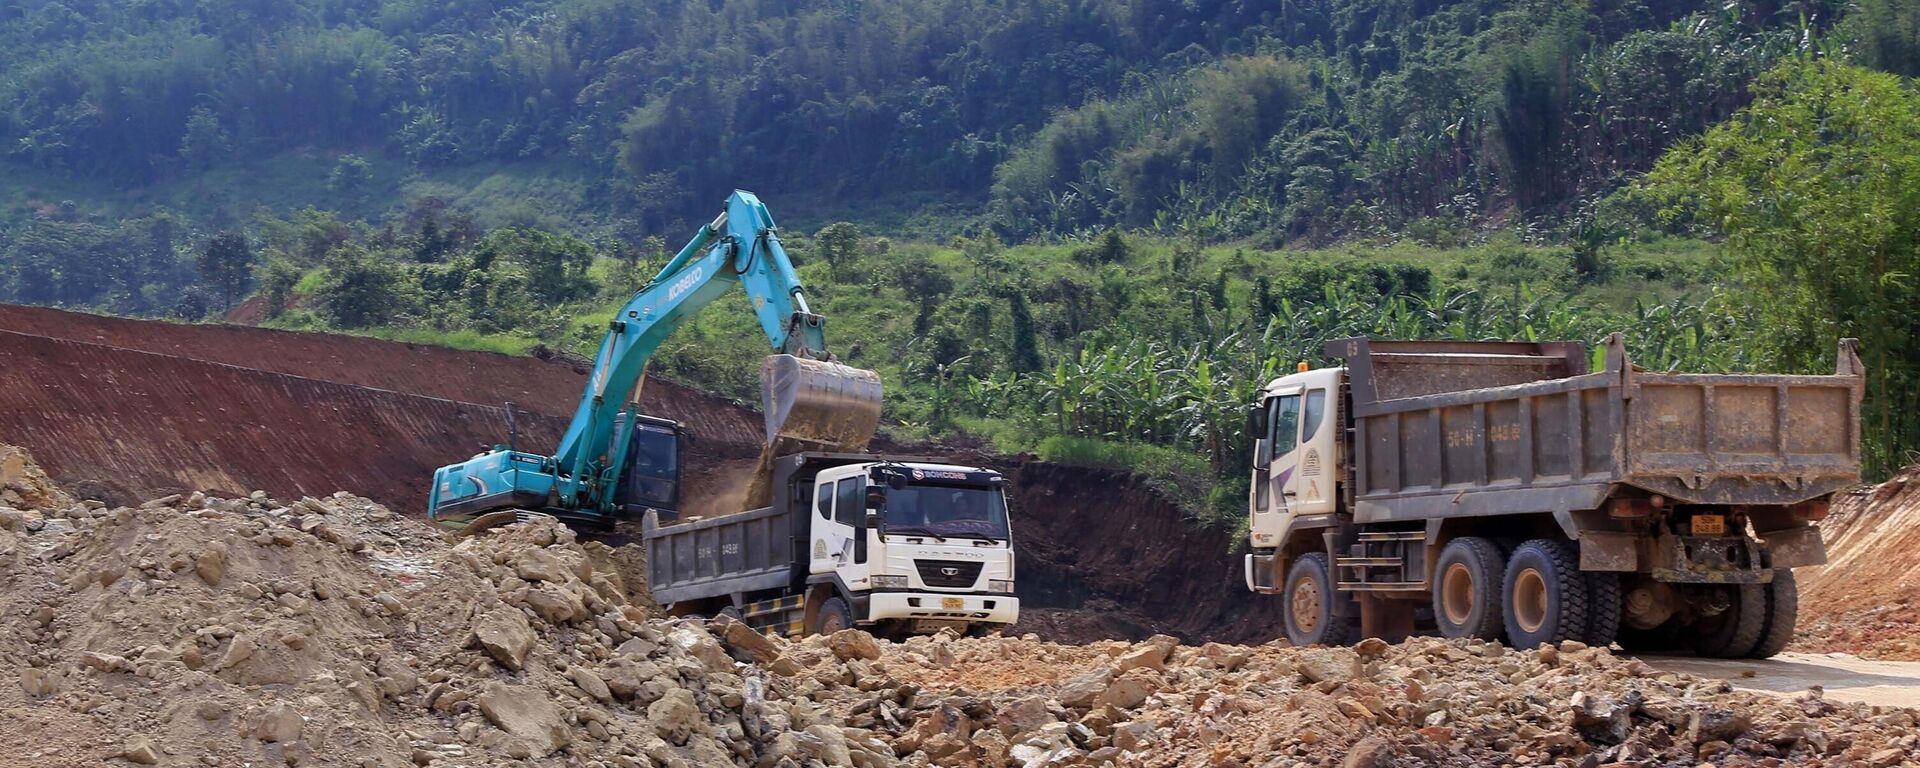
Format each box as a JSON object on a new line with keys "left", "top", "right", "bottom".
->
{"left": 1647, "top": 653, "right": 1920, "bottom": 708}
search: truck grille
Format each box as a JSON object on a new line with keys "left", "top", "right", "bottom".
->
{"left": 914, "top": 560, "right": 982, "bottom": 588}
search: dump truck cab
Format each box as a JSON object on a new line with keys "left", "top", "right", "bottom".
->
{"left": 1247, "top": 365, "right": 1345, "bottom": 553}
{"left": 807, "top": 461, "right": 1018, "bottom": 634}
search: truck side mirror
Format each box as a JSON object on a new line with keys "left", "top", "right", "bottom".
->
{"left": 1252, "top": 438, "right": 1270, "bottom": 471}
{"left": 1246, "top": 402, "right": 1268, "bottom": 439}
{"left": 865, "top": 486, "right": 886, "bottom": 509}
{"left": 864, "top": 511, "right": 879, "bottom": 528}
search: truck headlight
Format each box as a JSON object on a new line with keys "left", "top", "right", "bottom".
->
{"left": 988, "top": 580, "right": 1014, "bottom": 593}
{"left": 870, "top": 575, "right": 908, "bottom": 589}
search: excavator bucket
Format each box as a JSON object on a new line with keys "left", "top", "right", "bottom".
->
{"left": 760, "top": 354, "right": 883, "bottom": 452}
{"left": 743, "top": 354, "right": 883, "bottom": 509}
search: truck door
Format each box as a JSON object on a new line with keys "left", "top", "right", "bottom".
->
{"left": 1266, "top": 383, "right": 1339, "bottom": 515}
{"left": 808, "top": 473, "right": 869, "bottom": 577}
{"left": 1262, "top": 391, "right": 1304, "bottom": 515}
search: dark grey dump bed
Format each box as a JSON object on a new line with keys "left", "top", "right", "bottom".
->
{"left": 640, "top": 452, "right": 935, "bottom": 606}
{"left": 643, "top": 503, "right": 794, "bottom": 605}
{"left": 1330, "top": 335, "right": 1864, "bottom": 522}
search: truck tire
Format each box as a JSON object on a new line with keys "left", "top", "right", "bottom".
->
{"left": 1694, "top": 584, "right": 1765, "bottom": 658}
{"left": 814, "top": 596, "right": 854, "bottom": 636}
{"left": 1582, "top": 571, "right": 1623, "bottom": 648}
{"left": 1433, "top": 537, "right": 1505, "bottom": 640}
{"left": 1283, "top": 553, "right": 1353, "bottom": 647}
{"left": 1502, "top": 539, "right": 1588, "bottom": 649}
{"left": 1747, "top": 571, "right": 1798, "bottom": 659}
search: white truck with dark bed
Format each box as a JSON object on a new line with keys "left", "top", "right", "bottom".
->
{"left": 645, "top": 452, "right": 1018, "bottom": 637}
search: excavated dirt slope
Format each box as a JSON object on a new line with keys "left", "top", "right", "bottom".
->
{"left": 2, "top": 447, "right": 1914, "bottom": 768}
{"left": 0, "top": 306, "right": 1273, "bottom": 642}
{"left": 1796, "top": 467, "right": 1920, "bottom": 661}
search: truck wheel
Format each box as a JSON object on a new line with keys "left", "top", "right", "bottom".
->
{"left": 1582, "top": 571, "right": 1623, "bottom": 648}
{"left": 1432, "top": 537, "right": 1505, "bottom": 640}
{"left": 1747, "top": 571, "right": 1798, "bottom": 659}
{"left": 1694, "top": 584, "right": 1765, "bottom": 658}
{"left": 1502, "top": 539, "right": 1588, "bottom": 649}
{"left": 1283, "top": 553, "right": 1353, "bottom": 647}
{"left": 814, "top": 597, "right": 853, "bottom": 636}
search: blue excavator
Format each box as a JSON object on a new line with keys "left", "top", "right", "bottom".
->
{"left": 426, "top": 190, "right": 883, "bottom": 533}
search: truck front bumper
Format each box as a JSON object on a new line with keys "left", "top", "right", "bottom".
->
{"left": 867, "top": 592, "right": 1019, "bottom": 625}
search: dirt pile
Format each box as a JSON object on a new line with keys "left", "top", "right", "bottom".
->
{"left": 3, "top": 446, "right": 1916, "bottom": 766}
{"left": 765, "top": 632, "right": 1918, "bottom": 768}
{"left": 1, "top": 443, "right": 72, "bottom": 510}
{"left": 0, "top": 451, "right": 881, "bottom": 767}
{"left": 1797, "top": 467, "right": 1920, "bottom": 660}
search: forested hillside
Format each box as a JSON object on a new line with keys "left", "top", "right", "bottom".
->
{"left": 3, "top": 0, "right": 1897, "bottom": 239}
{"left": 6, "top": 0, "right": 1920, "bottom": 515}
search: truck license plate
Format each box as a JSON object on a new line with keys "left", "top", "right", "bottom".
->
{"left": 1691, "top": 514, "right": 1727, "bottom": 536}
{"left": 941, "top": 597, "right": 964, "bottom": 610}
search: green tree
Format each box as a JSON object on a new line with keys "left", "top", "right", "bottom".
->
{"left": 179, "top": 107, "right": 231, "bottom": 170}
{"left": 327, "top": 154, "right": 374, "bottom": 197}
{"left": 889, "top": 251, "right": 954, "bottom": 335}
{"left": 1643, "top": 58, "right": 1920, "bottom": 475}
{"left": 316, "top": 247, "right": 408, "bottom": 328}
{"left": 1007, "top": 292, "right": 1042, "bottom": 373}
{"left": 197, "top": 231, "right": 255, "bottom": 310}
{"left": 814, "top": 222, "right": 863, "bottom": 281}
{"left": 256, "top": 257, "right": 302, "bottom": 319}
{"left": 1845, "top": 0, "right": 1920, "bottom": 76}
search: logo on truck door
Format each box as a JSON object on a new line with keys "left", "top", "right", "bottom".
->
{"left": 813, "top": 540, "right": 826, "bottom": 558}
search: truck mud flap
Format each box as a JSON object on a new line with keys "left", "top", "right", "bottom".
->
{"left": 1756, "top": 525, "right": 1826, "bottom": 568}
{"left": 1579, "top": 531, "right": 1639, "bottom": 572}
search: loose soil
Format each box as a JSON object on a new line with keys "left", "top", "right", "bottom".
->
{"left": 1795, "top": 469, "right": 1920, "bottom": 661}
{"left": 4, "top": 445, "right": 1914, "bottom": 768}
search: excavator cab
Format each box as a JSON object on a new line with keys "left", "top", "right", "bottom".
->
{"left": 610, "top": 412, "right": 686, "bottom": 523}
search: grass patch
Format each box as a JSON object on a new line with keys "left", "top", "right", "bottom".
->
{"left": 1033, "top": 435, "right": 1222, "bottom": 523}
{"left": 355, "top": 327, "right": 537, "bottom": 356}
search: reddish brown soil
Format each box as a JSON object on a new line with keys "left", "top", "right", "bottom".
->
{"left": 1796, "top": 469, "right": 1920, "bottom": 660}
{"left": 0, "top": 329, "right": 563, "bottom": 511}
{"left": 0, "top": 304, "right": 1284, "bottom": 643}
{"left": 0, "top": 304, "right": 762, "bottom": 447}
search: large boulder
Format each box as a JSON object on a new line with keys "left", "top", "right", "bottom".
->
{"left": 477, "top": 683, "right": 571, "bottom": 757}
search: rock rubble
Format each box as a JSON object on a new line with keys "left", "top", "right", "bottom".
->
{"left": 0, "top": 444, "right": 1913, "bottom": 767}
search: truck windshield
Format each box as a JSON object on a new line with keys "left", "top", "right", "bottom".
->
{"left": 879, "top": 484, "right": 1010, "bottom": 541}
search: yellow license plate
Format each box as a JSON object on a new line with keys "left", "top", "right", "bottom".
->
{"left": 1691, "top": 514, "right": 1727, "bottom": 536}
{"left": 941, "top": 597, "right": 965, "bottom": 610}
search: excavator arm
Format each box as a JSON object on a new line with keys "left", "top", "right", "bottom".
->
{"left": 428, "top": 190, "right": 881, "bottom": 527}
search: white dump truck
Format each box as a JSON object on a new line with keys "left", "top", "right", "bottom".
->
{"left": 1244, "top": 335, "right": 1862, "bottom": 658}
{"left": 644, "top": 452, "right": 1019, "bottom": 637}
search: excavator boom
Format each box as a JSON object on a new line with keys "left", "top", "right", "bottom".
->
{"left": 427, "top": 190, "right": 881, "bottom": 528}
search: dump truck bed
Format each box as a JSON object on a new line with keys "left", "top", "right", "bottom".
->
{"left": 643, "top": 502, "right": 796, "bottom": 605}
{"left": 1331, "top": 335, "right": 1864, "bottom": 522}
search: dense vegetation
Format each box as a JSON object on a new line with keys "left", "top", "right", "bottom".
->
{"left": 6, "top": 0, "right": 1920, "bottom": 519}
{"left": 0, "top": 0, "right": 1888, "bottom": 239}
